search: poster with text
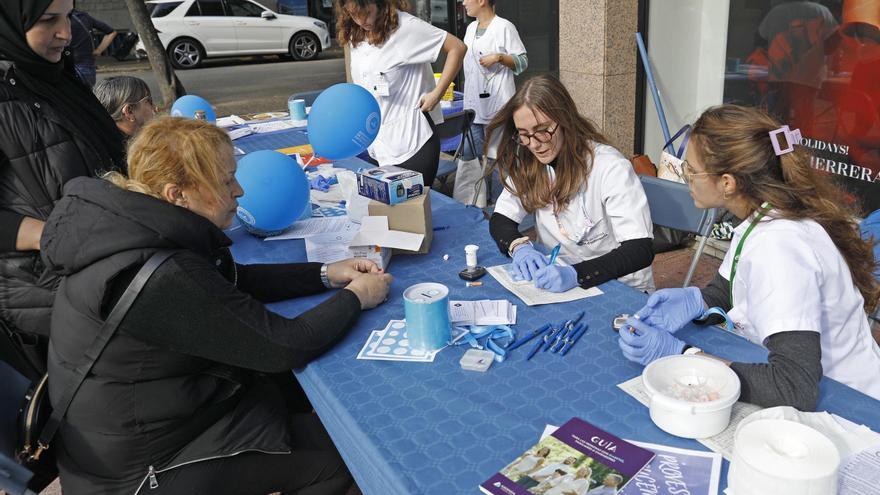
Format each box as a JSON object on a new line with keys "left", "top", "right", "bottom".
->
{"left": 724, "top": 0, "right": 880, "bottom": 214}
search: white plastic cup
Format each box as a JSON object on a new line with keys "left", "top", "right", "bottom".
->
{"left": 288, "top": 97, "right": 307, "bottom": 120}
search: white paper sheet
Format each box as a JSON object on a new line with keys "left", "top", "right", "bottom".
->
{"left": 265, "top": 217, "right": 357, "bottom": 241}
{"left": 449, "top": 300, "right": 517, "bottom": 326}
{"left": 349, "top": 216, "right": 424, "bottom": 252}
{"left": 840, "top": 444, "right": 880, "bottom": 494}
{"left": 304, "top": 231, "right": 358, "bottom": 264}
{"left": 248, "top": 120, "right": 298, "bottom": 133}
{"left": 216, "top": 115, "right": 246, "bottom": 127}
{"left": 486, "top": 264, "right": 603, "bottom": 306}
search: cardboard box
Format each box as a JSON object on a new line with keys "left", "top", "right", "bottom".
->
{"left": 368, "top": 188, "right": 433, "bottom": 254}
{"left": 357, "top": 166, "right": 425, "bottom": 205}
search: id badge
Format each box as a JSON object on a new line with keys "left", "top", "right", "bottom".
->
{"left": 373, "top": 82, "right": 390, "bottom": 97}
{"left": 657, "top": 151, "right": 686, "bottom": 183}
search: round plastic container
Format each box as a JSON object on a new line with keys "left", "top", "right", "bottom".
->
{"left": 403, "top": 282, "right": 450, "bottom": 352}
{"left": 642, "top": 355, "right": 740, "bottom": 438}
{"left": 728, "top": 419, "right": 839, "bottom": 495}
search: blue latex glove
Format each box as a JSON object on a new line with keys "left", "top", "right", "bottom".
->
{"left": 633, "top": 287, "right": 705, "bottom": 334}
{"left": 512, "top": 244, "right": 548, "bottom": 281}
{"left": 618, "top": 317, "right": 686, "bottom": 366}
{"left": 534, "top": 265, "right": 578, "bottom": 293}
{"left": 309, "top": 175, "right": 331, "bottom": 192}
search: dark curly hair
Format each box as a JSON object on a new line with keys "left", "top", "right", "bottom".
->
{"left": 335, "top": 0, "right": 410, "bottom": 46}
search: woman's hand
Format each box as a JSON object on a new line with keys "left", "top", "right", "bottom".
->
{"left": 479, "top": 53, "right": 502, "bottom": 68}
{"left": 345, "top": 272, "right": 393, "bottom": 310}
{"left": 326, "top": 258, "right": 382, "bottom": 288}
{"left": 419, "top": 89, "right": 443, "bottom": 112}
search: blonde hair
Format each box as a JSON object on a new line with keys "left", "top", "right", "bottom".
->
{"left": 104, "top": 116, "right": 233, "bottom": 205}
{"left": 692, "top": 105, "right": 879, "bottom": 311}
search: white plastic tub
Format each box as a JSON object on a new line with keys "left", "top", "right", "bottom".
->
{"left": 642, "top": 354, "right": 740, "bottom": 438}
{"left": 728, "top": 418, "right": 839, "bottom": 495}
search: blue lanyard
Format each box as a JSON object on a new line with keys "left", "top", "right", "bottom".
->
{"left": 663, "top": 125, "right": 691, "bottom": 159}
{"left": 453, "top": 325, "right": 515, "bottom": 362}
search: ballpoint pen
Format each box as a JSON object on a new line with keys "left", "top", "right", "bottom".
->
{"left": 551, "top": 326, "right": 571, "bottom": 353}
{"left": 527, "top": 326, "right": 557, "bottom": 360}
{"left": 562, "top": 323, "right": 590, "bottom": 355}
{"left": 558, "top": 323, "right": 584, "bottom": 354}
{"left": 508, "top": 323, "right": 551, "bottom": 351}
{"left": 548, "top": 243, "right": 561, "bottom": 266}
{"left": 546, "top": 311, "right": 583, "bottom": 353}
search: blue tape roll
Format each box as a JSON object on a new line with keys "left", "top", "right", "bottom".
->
{"left": 404, "top": 283, "right": 451, "bottom": 352}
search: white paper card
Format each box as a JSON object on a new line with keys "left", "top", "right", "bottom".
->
{"left": 487, "top": 264, "right": 603, "bottom": 306}
{"left": 265, "top": 217, "right": 357, "bottom": 241}
{"left": 349, "top": 216, "right": 424, "bottom": 251}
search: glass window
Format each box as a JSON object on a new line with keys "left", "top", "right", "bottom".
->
{"left": 150, "top": 2, "right": 183, "bottom": 17}
{"left": 187, "top": 0, "right": 225, "bottom": 16}
{"left": 226, "top": 0, "right": 265, "bottom": 17}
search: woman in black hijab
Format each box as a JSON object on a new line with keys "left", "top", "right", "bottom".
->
{"left": 0, "top": 0, "right": 126, "bottom": 379}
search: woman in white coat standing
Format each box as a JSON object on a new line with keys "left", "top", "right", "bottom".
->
{"left": 336, "top": 0, "right": 466, "bottom": 186}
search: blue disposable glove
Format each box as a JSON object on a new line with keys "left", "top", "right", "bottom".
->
{"left": 618, "top": 317, "right": 686, "bottom": 366}
{"left": 534, "top": 265, "right": 578, "bottom": 293}
{"left": 633, "top": 287, "right": 705, "bottom": 334}
{"left": 309, "top": 175, "right": 331, "bottom": 192}
{"left": 512, "top": 244, "right": 548, "bottom": 281}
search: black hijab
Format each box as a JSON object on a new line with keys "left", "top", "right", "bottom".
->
{"left": 0, "top": 0, "right": 125, "bottom": 172}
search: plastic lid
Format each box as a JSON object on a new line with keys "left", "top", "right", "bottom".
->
{"left": 403, "top": 282, "right": 448, "bottom": 304}
{"left": 734, "top": 419, "right": 839, "bottom": 480}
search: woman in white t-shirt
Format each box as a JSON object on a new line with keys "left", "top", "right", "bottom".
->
{"left": 336, "top": 0, "right": 466, "bottom": 186}
{"left": 487, "top": 75, "right": 655, "bottom": 293}
{"left": 619, "top": 105, "right": 880, "bottom": 406}
{"left": 461, "top": 0, "right": 527, "bottom": 167}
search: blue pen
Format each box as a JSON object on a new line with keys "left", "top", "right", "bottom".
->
{"left": 527, "top": 327, "right": 557, "bottom": 360}
{"left": 548, "top": 243, "right": 561, "bottom": 265}
{"left": 558, "top": 323, "right": 584, "bottom": 354}
{"left": 562, "top": 323, "right": 590, "bottom": 355}
{"left": 433, "top": 226, "right": 450, "bottom": 231}
{"left": 508, "top": 323, "right": 550, "bottom": 351}
{"left": 543, "top": 320, "right": 566, "bottom": 352}
{"left": 546, "top": 311, "right": 584, "bottom": 353}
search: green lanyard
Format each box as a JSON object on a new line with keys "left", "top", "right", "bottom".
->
{"left": 729, "top": 202, "right": 771, "bottom": 306}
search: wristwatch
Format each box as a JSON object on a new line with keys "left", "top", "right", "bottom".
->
{"left": 320, "top": 264, "right": 332, "bottom": 288}
{"left": 682, "top": 345, "right": 702, "bottom": 356}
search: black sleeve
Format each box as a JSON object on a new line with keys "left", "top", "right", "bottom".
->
{"left": 730, "top": 331, "right": 823, "bottom": 411}
{"left": 119, "top": 252, "right": 362, "bottom": 372}
{"left": 571, "top": 238, "right": 654, "bottom": 289}
{"left": 235, "top": 262, "right": 325, "bottom": 303}
{"left": 489, "top": 212, "right": 524, "bottom": 256}
{"left": 700, "top": 271, "right": 731, "bottom": 311}
{"left": 0, "top": 209, "right": 24, "bottom": 252}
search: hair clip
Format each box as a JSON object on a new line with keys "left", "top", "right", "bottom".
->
{"left": 769, "top": 125, "right": 802, "bottom": 156}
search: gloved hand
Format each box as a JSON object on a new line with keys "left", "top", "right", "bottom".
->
{"left": 618, "top": 317, "right": 686, "bottom": 366}
{"left": 512, "top": 244, "right": 547, "bottom": 281}
{"left": 633, "top": 287, "right": 705, "bottom": 334}
{"left": 309, "top": 175, "right": 331, "bottom": 192}
{"left": 534, "top": 265, "right": 578, "bottom": 293}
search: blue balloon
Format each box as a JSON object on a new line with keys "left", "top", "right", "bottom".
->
{"left": 170, "top": 94, "right": 216, "bottom": 123}
{"left": 308, "top": 83, "right": 380, "bottom": 160}
{"left": 235, "top": 150, "right": 309, "bottom": 236}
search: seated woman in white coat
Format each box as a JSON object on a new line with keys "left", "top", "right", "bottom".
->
{"left": 487, "top": 75, "right": 654, "bottom": 293}
{"left": 619, "top": 105, "right": 880, "bottom": 409}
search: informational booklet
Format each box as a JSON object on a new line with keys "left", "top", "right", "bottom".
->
{"left": 480, "top": 417, "right": 654, "bottom": 495}
{"left": 449, "top": 300, "right": 517, "bottom": 326}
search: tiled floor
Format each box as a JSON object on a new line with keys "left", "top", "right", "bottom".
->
{"left": 36, "top": 246, "right": 722, "bottom": 495}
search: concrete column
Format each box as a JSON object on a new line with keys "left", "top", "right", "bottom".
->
{"left": 559, "top": 0, "right": 638, "bottom": 155}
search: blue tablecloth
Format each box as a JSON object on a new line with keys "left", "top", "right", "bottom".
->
{"left": 230, "top": 131, "right": 880, "bottom": 495}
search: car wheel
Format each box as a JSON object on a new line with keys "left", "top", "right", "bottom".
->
{"left": 168, "top": 38, "right": 204, "bottom": 69}
{"left": 290, "top": 32, "right": 319, "bottom": 61}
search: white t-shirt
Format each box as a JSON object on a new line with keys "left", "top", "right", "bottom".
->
{"left": 462, "top": 16, "right": 526, "bottom": 124}
{"left": 494, "top": 143, "right": 655, "bottom": 292}
{"left": 718, "top": 213, "right": 880, "bottom": 400}
{"left": 350, "top": 11, "right": 446, "bottom": 165}
{"left": 508, "top": 454, "right": 543, "bottom": 475}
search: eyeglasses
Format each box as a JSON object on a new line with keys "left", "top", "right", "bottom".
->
{"left": 135, "top": 95, "right": 155, "bottom": 108}
{"left": 512, "top": 124, "right": 558, "bottom": 147}
{"left": 681, "top": 159, "right": 719, "bottom": 184}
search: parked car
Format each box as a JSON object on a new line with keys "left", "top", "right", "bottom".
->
{"left": 135, "top": 0, "right": 330, "bottom": 69}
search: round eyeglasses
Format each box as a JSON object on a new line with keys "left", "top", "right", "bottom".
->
{"left": 681, "top": 159, "right": 719, "bottom": 184}
{"left": 512, "top": 124, "right": 558, "bottom": 147}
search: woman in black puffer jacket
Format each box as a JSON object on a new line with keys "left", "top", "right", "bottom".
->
{"left": 0, "top": 0, "right": 126, "bottom": 378}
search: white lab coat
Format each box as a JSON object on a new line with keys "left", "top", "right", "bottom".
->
{"left": 462, "top": 15, "right": 526, "bottom": 125}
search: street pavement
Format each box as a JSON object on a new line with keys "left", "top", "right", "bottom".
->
{"left": 96, "top": 48, "right": 346, "bottom": 116}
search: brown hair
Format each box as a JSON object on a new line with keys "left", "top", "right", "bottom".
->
{"left": 336, "top": 0, "right": 410, "bottom": 46}
{"left": 692, "top": 104, "right": 879, "bottom": 311}
{"left": 485, "top": 75, "right": 610, "bottom": 214}
{"left": 104, "top": 116, "right": 234, "bottom": 205}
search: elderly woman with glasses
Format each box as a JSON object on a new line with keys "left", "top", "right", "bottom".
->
{"left": 94, "top": 75, "right": 157, "bottom": 140}
{"left": 486, "top": 75, "right": 655, "bottom": 293}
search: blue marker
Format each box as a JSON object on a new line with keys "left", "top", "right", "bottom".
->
{"left": 548, "top": 243, "right": 561, "bottom": 266}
